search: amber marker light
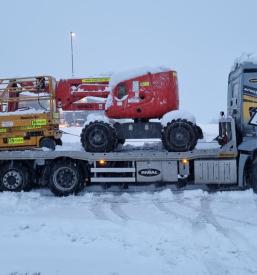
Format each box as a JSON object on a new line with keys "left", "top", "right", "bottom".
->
{"left": 98, "top": 159, "right": 107, "bottom": 166}
{"left": 181, "top": 159, "right": 189, "bottom": 165}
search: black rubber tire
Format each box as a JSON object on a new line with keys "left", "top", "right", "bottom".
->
{"left": 195, "top": 125, "right": 203, "bottom": 139}
{"left": 39, "top": 137, "right": 56, "bottom": 150}
{"left": 49, "top": 161, "right": 84, "bottom": 196}
{"left": 80, "top": 121, "right": 118, "bottom": 152}
{"left": 162, "top": 119, "right": 198, "bottom": 152}
{"left": 118, "top": 139, "right": 126, "bottom": 145}
{"left": 0, "top": 162, "right": 29, "bottom": 192}
{"left": 249, "top": 157, "right": 257, "bottom": 193}
{"left": 55, "top": 139, "right": 63, "bottom": 146}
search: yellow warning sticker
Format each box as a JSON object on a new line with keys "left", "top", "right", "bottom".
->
{"left": 8, "top": 137, "right": 24, "bottom": 144}
{"left": 82, "top": 77, "right": 110, "bottom": 83}
{"left": 140, "top": 81, "right": 150, "bottom": 87}
{"left": 0, "top": 128, "right": 7, "bottom": 133}
{"left": 31, "top": 119, "right": 47, "bottom": 126}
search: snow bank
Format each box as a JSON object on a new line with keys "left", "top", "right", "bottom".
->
{"left": 161, "top": 110, "right": 196, "bottom": 126}
{"left": 110, "top": 66, "right": 171, "bottom": 89}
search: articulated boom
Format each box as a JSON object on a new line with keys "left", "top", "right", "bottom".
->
{"left": 56, "top": 77, "right": 110, "bottom": 111}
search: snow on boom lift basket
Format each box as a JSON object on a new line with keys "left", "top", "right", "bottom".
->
{"left": 0, "top": 76, "right": 61, "bottom": 150}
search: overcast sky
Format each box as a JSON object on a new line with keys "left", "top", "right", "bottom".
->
{"left": 0, "top": 0, "right": 256, "bottom": 122}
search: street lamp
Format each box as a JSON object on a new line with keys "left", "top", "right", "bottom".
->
{"left": 70, "top": 31, "right": 75, "bottom": 77}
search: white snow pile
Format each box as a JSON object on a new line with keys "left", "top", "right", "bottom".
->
{"left": 105, "top": 93, "right": 113, "bottom": 110}
{"left": 232, "top": 52, "right": 257, "bottom": 70}
{"left": 73, "top": 96, "right": 107, "bottom": 104}
{"left": 109, "top": 66, "right": 171, "bottom": 89}
{"left": 1, "top": 189, "right": 257, "bottom": 275}
{"left": 84, "top": 113, "right": 112, "bottom": 126}
{"left": 161, "top": 110, "right": 196, "bottom": 126}
{"left": 0, "top": 108, "right": 46, "bottom": 116}
{"left": 20, "top": 91, "right": 50, "bottom": 97}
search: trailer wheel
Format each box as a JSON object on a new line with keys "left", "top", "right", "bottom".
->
{"left": 81, "top": 121, "right": 117, "bottom": 152}
{"left": 0, "top": 162, "right": 29, "bottom": 192}
{"left": 55, "top": 139, "right": 62, "bottom": 146}
{"left": 49, "top": 161, "right": 83, "bottom": 196}
{"left": 40, "top": 137, "right": 56, "bottom": 150}
{"left": 118, "top": 139, "right": 126, "bottom": 145}
{"left": 162, "top": 119, "right": 198, "bottom": 152}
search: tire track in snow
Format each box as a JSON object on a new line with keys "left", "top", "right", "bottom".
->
{"left": 190, "top": 196, "right": 239, "bottom": 275}
{"left": 109, "top": 202, "right": 130, "bottom": 222}
{"left": 152, "top": 199, "right": 194, "bottom": 223}
{"left": 193, "top": 195, "right": 257, "bottom": 274}
{"left": 89, "top": 202, "right": 111, "bottom": 221}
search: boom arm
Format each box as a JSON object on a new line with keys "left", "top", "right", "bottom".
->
{"left": 56, "top": 77, "right": 110, "bottom": 111}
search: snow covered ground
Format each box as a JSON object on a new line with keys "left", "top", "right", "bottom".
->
{"left": 1, "top": 189, "right": 257, "bottom": 275}
{"left": 1, "top": 124, "right": 257, "bottom": 275}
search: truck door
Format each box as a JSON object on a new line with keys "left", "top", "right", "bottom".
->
{"left": 228, "top": 79, "right": 241, "bottom": 128}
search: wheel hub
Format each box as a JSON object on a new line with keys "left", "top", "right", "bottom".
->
{"left": 89, "top": 127, "right": 107, "bottom": 148}
{"left": 53, "top": 167, "right": 77, "bottom": 191}
{"left": 171, "top": 128, "right": 190, "bottom": 147}
{"left": 3, "top": 170, "right": 22, "bottom": 190}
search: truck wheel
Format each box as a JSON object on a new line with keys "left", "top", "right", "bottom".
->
{"left": 40, "top": 138, "right": 56, "bottom": 150}
{"left": 118, "top": 139, "right": 126, "bottom": 145}
{"left": 81, "top": 121, "right": 117, "bottom": 152}
{"left": 0, "top": 162, "right": 29, "bottom": 192}
{"left": 49, "top": 161, "right": 83, "bottom": 196}
{"left": 162, "top": 119, "right": 198, "bottom": 152}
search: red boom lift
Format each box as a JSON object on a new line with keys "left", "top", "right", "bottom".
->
{"left": 56, "top": 69, "right": 203, "bottom": 152}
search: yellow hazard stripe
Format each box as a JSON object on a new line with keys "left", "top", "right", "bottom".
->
{"left": 82, "top": 77, "right": 110, "bottom": 83}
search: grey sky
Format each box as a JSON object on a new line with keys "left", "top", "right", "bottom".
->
{"left": 0, "top": 0, "right": 256, "bottom": 122}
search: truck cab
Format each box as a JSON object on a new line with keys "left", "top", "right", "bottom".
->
{"left": 228, "top": 62, "right": 257, "bottom": 141}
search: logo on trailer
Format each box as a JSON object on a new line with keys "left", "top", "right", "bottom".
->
{"left": 249, "top": 79, "right": 257, "bottom": 83}
{"left": 138, "top": 168, "right": 161, "bottom": 177}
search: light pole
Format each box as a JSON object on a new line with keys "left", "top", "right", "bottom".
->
{"left": 70, "top": 31, "right": 75, "bottom": 77}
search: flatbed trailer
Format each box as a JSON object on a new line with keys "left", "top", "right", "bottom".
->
{"left": 2, "top": 62, "right": 257, "bottom": 196}
{"left": 0, "top": 116, "right": 252, "bottom": 196}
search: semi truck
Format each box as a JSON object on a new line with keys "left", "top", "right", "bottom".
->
{"left": 0, "top": 61, "right": 257, "bottom": 196}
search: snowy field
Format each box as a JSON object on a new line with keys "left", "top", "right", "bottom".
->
{"left": 1, "top": 124, "right": 257, "bottom": 275}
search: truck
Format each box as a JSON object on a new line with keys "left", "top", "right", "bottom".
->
{"left": 0, "top": 61, "right": 257, "bottom": 196}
